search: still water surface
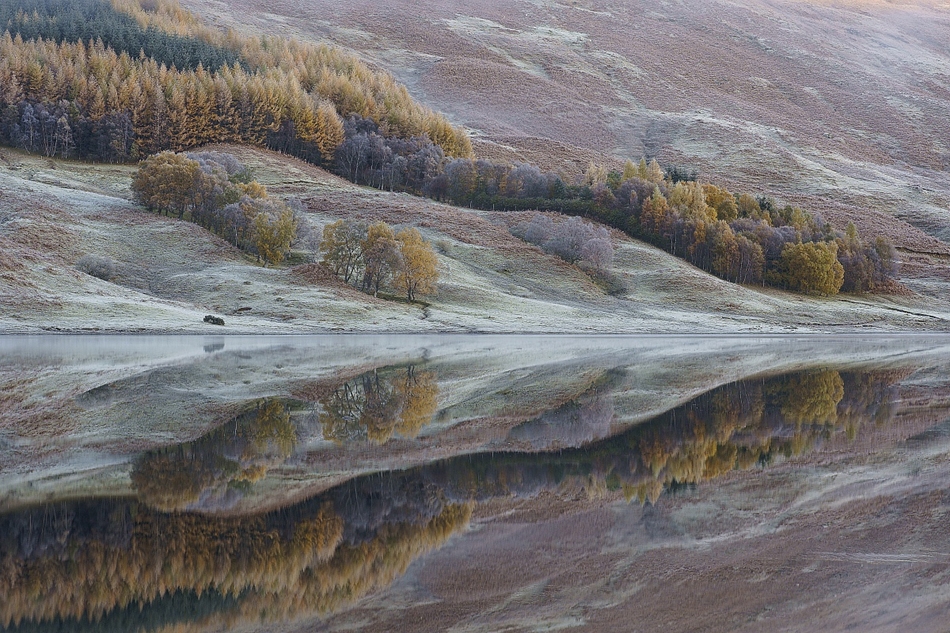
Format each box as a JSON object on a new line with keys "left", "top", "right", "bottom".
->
{"left": 2, "top": 335, "right": 950, "bottom": 632}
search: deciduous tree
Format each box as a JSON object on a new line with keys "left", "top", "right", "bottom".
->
{"left": 131, "top": 150, "right": 200, "bottom": 218}
{"left": 773, "top": 241, "right": 844, "bottom": 295}
{"left": 361, "top": 222, "right": 402, "bottom": 296}
{"left": 320, "top": 219, "right": 367, "bottom": 284}
{"left": 395, "top": 227, "right": 438, "bottom": 302}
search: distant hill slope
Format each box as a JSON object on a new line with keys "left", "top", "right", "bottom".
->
{"left": 178, "top": 0, "right": 950, "bottom": 252}
{"left": 1, "top": 145, "right": 948, "bottom": 333}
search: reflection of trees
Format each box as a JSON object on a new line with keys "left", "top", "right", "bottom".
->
{"left": 0, "top": 487, "right": 470, "bottom": 631}
{"left": 507, "top": 370, "right": 622, "bottom": 449}
{"left": 426, "top": 369, "right": 902, "bottom": 506}
{"left": 0, "top": 500, "right": 342, "bottom": 630}
{"left": 768, "top": 370, "right": 844, "bottom": 425}
{"left": 131, "top": 399, "right": 296, "bottom": 512}
{"left": 319, "top": 366, "right": 438, "bottom": 444}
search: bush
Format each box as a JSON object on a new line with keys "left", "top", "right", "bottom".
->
{"left": 513, "top": 213, "right": 614, "bottom": 274}
{"left": 75, "top": 254, "right": 115, "bottom": 281}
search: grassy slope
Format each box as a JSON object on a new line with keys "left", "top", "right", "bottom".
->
{"left": 1, "top": 144, "right": 948, "bottom": 333}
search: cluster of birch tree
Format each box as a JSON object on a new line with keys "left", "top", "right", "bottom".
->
{"left": 319, "top": 219, "right": 439, "bottom": 301}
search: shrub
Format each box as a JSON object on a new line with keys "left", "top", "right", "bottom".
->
{"left": 75, "top": 254, "right": 115, "bottom": 281}
{"left": 513, "top": 213, "right": 614, "bottom": 274}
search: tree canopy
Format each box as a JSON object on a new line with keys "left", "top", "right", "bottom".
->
{"left": 319, "top": 219, "right": 439, "bottom": 302}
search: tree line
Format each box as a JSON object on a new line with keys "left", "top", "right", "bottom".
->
{"left": 0, "top": 0, "right": 244, "bottom": 72}
{"left": 331, "top": 128, "right": 897, "bottom": 295}
{"left": 0, "top": 0, "right": 471, "bottom": 163}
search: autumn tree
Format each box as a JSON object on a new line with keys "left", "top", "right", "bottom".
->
{"left": 395, "top": 227, "right": 439, "bottom": 302}
{"left": 252, "top": 200, "right": 298, "bottom": 266}
{"left": 131, "top": 150, "right": 201, "bottom": 218}
{"left": 312, "top": 100, "right": 346, "bottom": 162}
{"left": 736, "top": 193, "right": 763, "bottom": 219}
{"left": 320, "top": 219, "right": 367, "bottom": 284}
{"left": 639, "top": 188, "right": 670, "bottom": 236}
{"left": 667, "top": 180, "right": 709, "bottom": 220}
{"left": 702, "top": 183, "right": 738, "bottom": 222}
{"left": 361, "top": 221, "right": 403, "bottom": 296}
{"left": 773, "top": 241, "right": 845, "bottom": 295}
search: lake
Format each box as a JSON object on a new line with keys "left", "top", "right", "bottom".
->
{"left": 2, "top": 335, "right": 950, "bottom": 632}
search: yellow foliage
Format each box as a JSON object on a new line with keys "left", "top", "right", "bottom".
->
{"left": 702, "top": 183, "right": 738, "bottom": 222}
{"left": 253, "top": 204, "right": 297, "bottom": 266}
{"left": 774, "top": 241, "right": 845, "bottom": 295}
{"left": 737, "top": 193, "right": 762, "bottom": 219}
{"left": 395, "top": 228, "right": 439, "bottom": 302}
{"left": 238, "top": 181, "right": 267, "bottom": 199}
{"left": 130, "top": 150, "right": 200, "bottom": 217}
{"left": 621, "top": 159, "right": 638, "bottom": 182}
{"left": 668, "top": 180, "right": 710, "bottom": 220}
{"left": 1, "top": 0, "right": 471, "bottom": 159}
{"left": 584, "top": 161, "right": 608, "bottom": 187}
{"left": 639, "top": 187, "right": 669, "bottom": 235}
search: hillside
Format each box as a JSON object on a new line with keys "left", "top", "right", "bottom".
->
{"left": 1, "top": 145, "right": 949, "bottom": 333}
{"left": 179, "top": 0, "right": 950, "bottom": 266}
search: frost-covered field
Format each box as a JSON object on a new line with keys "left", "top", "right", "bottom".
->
{"left": 2, "top": 147, "right": 948, "bottom": 336}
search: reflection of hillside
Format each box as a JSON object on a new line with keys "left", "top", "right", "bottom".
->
{"left": 426, "top": 369, "right": 901, "bottom": 505}
{"left": 506, "top": 369, "right": 623, "bottom": 449}
{"left": 131, "top": 400, "right": 297, "bottom": 512}
{"left": 126, "top": 364, "right": 440, "bottom": 515}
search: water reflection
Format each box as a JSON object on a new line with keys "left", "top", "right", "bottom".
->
{"left": 318, "top": 365, "right": 439, "bottom": 444}
{"left": 0, "top": 365, "right": 909, "bottom": 631}
{"left": 506, "top": 369, "right": 621, "bottom": 449}
{"left": 0, "top": 493, "right": 469, "bottom": 632}
{"left": 131, "top": 399, "right": 297, "bottom": 512}
{"left": 433, "top": 368, "right": 900, "bottom": 505}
